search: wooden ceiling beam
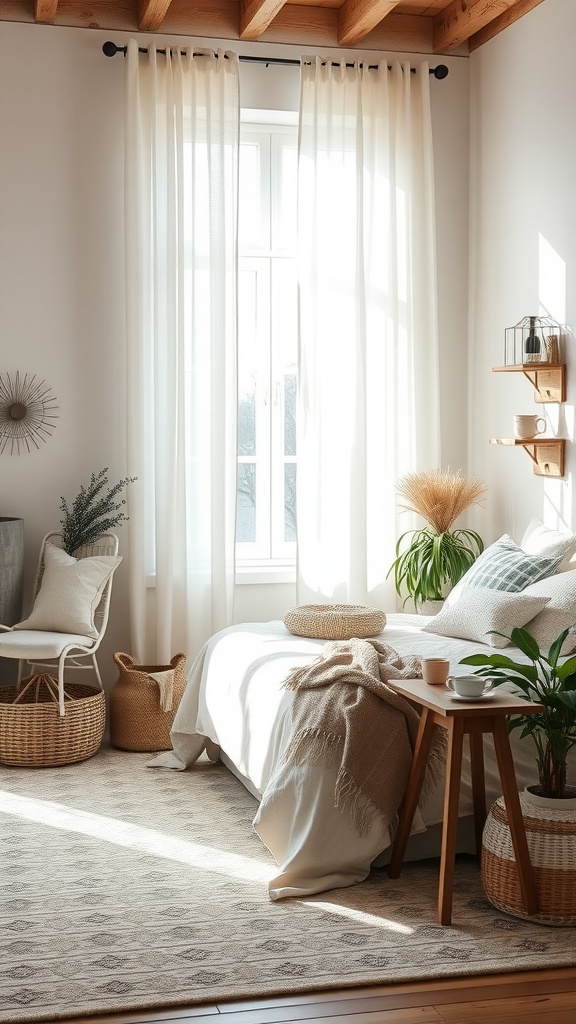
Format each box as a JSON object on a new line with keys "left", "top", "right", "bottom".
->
{"left": 138, "top": 0, "right": 174, "bottom": 32}
{"left": 34, "top": 0, "right": 58, "bottom": 23}
{"left": 433, "top": 0, "right": 523, "bottom": 51}
{"left": 338, "top": 0, "right": 400, "bottom": 47}
{"left": 240, "top": 0, "right": 290, "bottom": 40}
{"left": 468, "top": 0, "right": 547, "bottom": 51}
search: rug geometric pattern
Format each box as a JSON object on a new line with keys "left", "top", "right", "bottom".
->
{"left": 1, "top": 747, "right": 575, "bottom": 1023}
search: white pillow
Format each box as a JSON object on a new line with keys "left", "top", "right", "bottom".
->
{"left": 445, "top": 534, "right": 562, "bottom": 609}
{"left": 14, "top": 542, "right": 122, "bottom": 639}
{"left": 521, "top": 518, "right": 576, "bottom": 573}
{"left": 422, "top": 587, "right": 550, "bottom": 649}
{"left": 522, "top": 570, "right": 576, "bottom": 654}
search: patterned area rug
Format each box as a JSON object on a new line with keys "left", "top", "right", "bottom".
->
{"left": 1, "top": 747, "right": 575, "bottom": 1023}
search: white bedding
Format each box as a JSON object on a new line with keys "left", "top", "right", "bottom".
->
{"left": 150, "top": 614, "right": 566, "bottom": 900}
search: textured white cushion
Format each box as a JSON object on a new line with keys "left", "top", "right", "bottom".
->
{"left": 422, "top": 587, "right": 550, "bottom": 648}
{"left": 522, "top": 570, "right": 576, "bottom": 654}
{"left": 521, "top": 518, "right": 576, "bottom": 573}
{"left": 0, "top": 629, "right": 95, "bottom": 658}
{"left": 445, "top": 534, "right": 562, "bottom": 609}
{"left": 13, "top": 542, "right": 121, "bottom": 639}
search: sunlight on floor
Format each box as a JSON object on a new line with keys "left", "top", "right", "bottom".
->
{"left": 0, "top": 790, "right": 271, "bottom": 881}
{"left": 302, "top": 899, "right": 414, "bottom": 935}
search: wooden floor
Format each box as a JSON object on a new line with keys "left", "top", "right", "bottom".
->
{"left": 58, "top": 969, "right": 576, "bottom": 1024}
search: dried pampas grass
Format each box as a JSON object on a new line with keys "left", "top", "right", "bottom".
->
{"left": 396, "top": 469, "right": 486, "bottom": 535}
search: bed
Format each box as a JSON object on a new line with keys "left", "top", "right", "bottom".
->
{"left": 150, "top": 603, "right": 576, "bottom": 901}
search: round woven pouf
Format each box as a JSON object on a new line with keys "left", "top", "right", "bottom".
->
{"left": 482, "top": 789, "right": 576, "bottom": 926}
{"left": 283, "top": 604, "right": 386, "bottom": 640}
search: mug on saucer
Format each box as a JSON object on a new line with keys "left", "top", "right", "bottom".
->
{"left": 447, "top": 675, "right": 493, "bottom": 698}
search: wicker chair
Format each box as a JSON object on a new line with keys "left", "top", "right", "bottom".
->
{"left": 0, "top": 531, "right": 119, "bottom": 716}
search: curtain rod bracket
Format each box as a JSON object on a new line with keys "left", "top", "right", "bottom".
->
{"left": 102, "top": 41, "right": 448, "bottom": 79}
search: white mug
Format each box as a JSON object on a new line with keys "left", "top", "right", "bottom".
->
{"left": 514, "top": 414, "right": 546, "bottom": 440}
{"left": 447, "top": 675, "right": 493, "bottom": 698}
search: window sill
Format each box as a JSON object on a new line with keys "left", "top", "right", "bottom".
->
{"left": 236, "top": 563, "right": 296, "bottom": 585}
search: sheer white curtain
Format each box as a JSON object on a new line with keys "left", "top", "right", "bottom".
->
{"left": 124, "top": 41, "right": 239, "bottom": 663}
{"left": 297, "top": 58, "right": 439, "bottom": 608}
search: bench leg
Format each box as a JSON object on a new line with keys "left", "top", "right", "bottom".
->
{"left": 388, "top": 708, "right": 436, "bottom": 879}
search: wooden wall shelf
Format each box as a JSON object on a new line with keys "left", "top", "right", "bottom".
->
{"left": 492, "top": 364, "right": 566, "bottom": 403}
{"left": 489, "top": 438, "right": 565, "bottom": 478}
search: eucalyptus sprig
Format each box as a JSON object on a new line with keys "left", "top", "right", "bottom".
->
{"left": 60, "top": 467, "right": 137, "bottom": 555}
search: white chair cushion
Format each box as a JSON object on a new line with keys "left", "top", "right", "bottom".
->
{"left": 0, "top": 630, "right": 96, "bottom": 658}
{"left": 13, "top": 542, "right": 121, "bottom": 639}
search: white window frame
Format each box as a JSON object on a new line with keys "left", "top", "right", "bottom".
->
{"left": 236, "top": 113, "right": 298, "bottom": 578}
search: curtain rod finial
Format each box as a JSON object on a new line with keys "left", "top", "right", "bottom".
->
{"left": 432, "top": 64, "right": 449, "bottom": 80}
{"left": 102, "top": 41, "right": 120, "bottom": 57}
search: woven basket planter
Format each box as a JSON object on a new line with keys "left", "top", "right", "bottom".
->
{"left": 0, "top": 675, "right": 106, "bottom": 767}
{"left": 110, "top": 652, "right": 187, "bottom": 752}
{"left": 482, "top": 789, "right": 576, "bottom": 926}
{"left": 283, "top": 604, "right": 386, "bottom": 640}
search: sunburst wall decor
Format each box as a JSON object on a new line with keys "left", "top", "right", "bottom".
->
{"left": 0, "top": 372, "right": 59, "bottom": 455}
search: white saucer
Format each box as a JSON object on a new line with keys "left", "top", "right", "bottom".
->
{"left": 448, "top": 690, "right": 496, "bottom": 702}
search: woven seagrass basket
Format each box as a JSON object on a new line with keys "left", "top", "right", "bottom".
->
{"left": 283, "top": 604, "right": 386, "bottom": 640}
{"left": 482, "top": 790, "right": 576, "bottom": 926}
{"left": 110, "top": 651, "right": 186, "bottom": 752}
{"left": 0, "top": 674, "right": 106, "bottom": 767}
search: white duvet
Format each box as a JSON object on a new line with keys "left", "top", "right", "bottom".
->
{"left": 150, "top": 615, "right": 554, "bottom": 900}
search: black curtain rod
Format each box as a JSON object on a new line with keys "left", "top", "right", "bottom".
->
{"left": 102, "top": 41, "right": 449, "bottom": 79}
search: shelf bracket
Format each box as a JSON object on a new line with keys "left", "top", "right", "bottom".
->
{"left": 489, "top": 438, "right": 565, "bottom": 478}
{"left": 521, "top": 365, "right": 566, "bottom": 403}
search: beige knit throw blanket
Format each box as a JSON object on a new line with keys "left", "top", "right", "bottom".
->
{"left": 283, "top": 638, "right": 446, "bottom": 838}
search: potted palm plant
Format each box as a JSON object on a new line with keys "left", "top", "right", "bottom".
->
{"left": 387, "top": 469, "right": 486, "bottom": 611}
{"left": 461, "top": 625, "right": 576, "bottom": 925}
{"left": 461, "top": 625, "right": 576, "bottom": 800}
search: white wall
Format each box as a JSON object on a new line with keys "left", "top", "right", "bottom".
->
{"left": 0, "top": 21, "right": 470, "bottom": 684}
{"left": 468, "top": 0, "right": 576, "bottom": 546}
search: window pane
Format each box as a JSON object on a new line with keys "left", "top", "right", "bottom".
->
{"left": 284, "top": 463, "right": 297, "bottom": 542}
{"left": 238, "top": 268, "right": 258, "bottom": 456}
{"left": 237, "top": 463, "right": 256, "bottom": 542}
{"left": 284, "top": 373, "right": 296, "bottom": 457}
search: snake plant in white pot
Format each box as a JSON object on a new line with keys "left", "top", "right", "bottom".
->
{"left": 387, "top": 469, "right": 486, "bottom": 612}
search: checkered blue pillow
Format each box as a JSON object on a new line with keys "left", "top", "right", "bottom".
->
{"left": 445, "top": 534, "right": 562, "bottom": 607}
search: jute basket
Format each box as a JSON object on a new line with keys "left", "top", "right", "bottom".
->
{"left": 283, "top": 604, "right": 386, "bottom": 640}
{"left": 0, "top": 674, "right": 106, "bottom": 767}
{"left": 110, "top": 652, "right": 187, "bottom": 752}
{"left": 482, "top": 791, "right": 576, "bottom": 926}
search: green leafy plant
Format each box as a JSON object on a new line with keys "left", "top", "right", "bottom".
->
{"left": 387, "top": 469, "right": 485, "bottom": 609}
{"left": 60, "top": 468, "right": 137, "bottom": 555}
{"left": 461, "top": 626, "right": 576, "bottom": 799}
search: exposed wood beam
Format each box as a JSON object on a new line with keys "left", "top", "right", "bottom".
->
{"left": 240, "top": 0, "right": 289, "bottom": 40}
{"left": 338, "top": 0, "right": 400, "bottom": 47}
{"left": 469, "top": 0, "right": 547, "bottom": 51}
{"left": 433, "top": 0, "right": 521, "bottom": 52}
{"left": 0, "top": 1, "right": 434, "bottom": 53}
{"left": 138, "top": 0, "right": 174, "bottom": 32}
{"left": 34, "top": 0, "right": 58, "bottom": 23}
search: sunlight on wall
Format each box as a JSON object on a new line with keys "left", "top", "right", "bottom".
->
{"left": 0, "top": 791, "right": 270, "bottom": 882}
{"left": 539, "top": 232, "right": 573, "bottom": 531}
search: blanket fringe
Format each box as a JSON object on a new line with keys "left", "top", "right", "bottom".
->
{"left": 283, "top": 728, "right": 342, "bottom": 769}
{"left": 334, "top": 767, "right": 379, "bottom": 837}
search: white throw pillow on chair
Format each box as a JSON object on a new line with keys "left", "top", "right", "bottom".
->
{"left": 13, "top": 542, "right": 122, "bottom": 639}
